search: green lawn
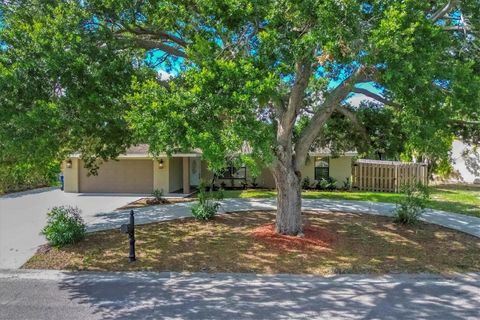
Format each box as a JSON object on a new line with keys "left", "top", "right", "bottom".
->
{"left": 222, "top": 184, "right": 480, "bottom": 218}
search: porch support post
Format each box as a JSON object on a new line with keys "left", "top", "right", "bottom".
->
{"left": 183, "top": 157, "right": 190, "bottom": 194}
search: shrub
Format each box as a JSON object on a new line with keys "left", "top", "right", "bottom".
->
{"left": 315, "top": 177, "right": 337, "bottom": 191}
{"left": 302, "top": 176, "right": 311, "bottom": 190}
{"left": 342, "top": 177, "right": 352, "bottom": 191}
{"left": 152, "top": 189, "right": 164, "bottom": 201}
{"left": 42, "top": 206, "right": 86, "bottom": 247}
{"left": 192, "top": 182, "right": 222, "bottom": 220}
{"left": 394, "top": 182, "right": 430, "bottom": 225}
{"left": 250, "top": 177, "right": 258, "bottom": 189}
{"left": 0, "top": 160, "right": 60, "bottom": 194}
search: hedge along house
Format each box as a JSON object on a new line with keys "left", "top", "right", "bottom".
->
{"left": 63, "top": 144, "right": 357, "bottom": 194}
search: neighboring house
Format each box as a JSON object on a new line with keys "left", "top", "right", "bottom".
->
{"left": 62, "top": 145, "right": 357, "bottom": 194}
{"left": 450, "top": 140, "right": 480, "bottom": 184}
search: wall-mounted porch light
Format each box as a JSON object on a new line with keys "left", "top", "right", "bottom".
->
{"left": 66, "top": 159, "right": 72, "bottom": 168}
{"left": 158, "top": 159, "right": 164, "bottom": 169}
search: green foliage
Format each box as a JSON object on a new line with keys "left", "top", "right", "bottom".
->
{"left": 394, "top": 182, "right": 430, "bottom": 225}
{"left": 315, "top": 177, "right": 337, "bottom": 191}
{"left": 0, "top": 0, "right": 478, "bottom": 192}
{"left": 302, "top": 176, "right": 312, "bottom": 190}
{"left": 342, "top": 177, "right": 352, "bottom": 191}
{"left": 152, "top": 189, "right": 164, "bottom": 201}
{"left": 0, "top": 161, "right": 60, "bottom": 194}
{"left": 191, "top": 181, "right": 222, "bottom": 220}
{"left": 42, "top": 206, "right": 86, "bottom": 247}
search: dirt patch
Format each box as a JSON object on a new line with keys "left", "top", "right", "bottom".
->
{"left": 251, "top": 223, "right": 336, "bottom": 251}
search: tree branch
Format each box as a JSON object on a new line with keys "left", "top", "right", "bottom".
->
{"left": 294, "top": 67, "right": 368, "bottom": 170}
{"left": 336, "top": 106, "right": 368, "bottom": 142}
{"left": 351, "top": 87, "right": 401, "bottom": 108}
{"left": 116, "top": 36, "right": 188, "bottom": 58}
{"left": 430, "top": 0, "right": 461, "bottom": 22}
{"left": 276, "top": 60, "right": 312, "bottom": 149}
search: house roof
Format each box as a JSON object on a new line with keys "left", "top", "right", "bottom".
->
{"left": 309, "top": 148, "right": 358, "bottom": 157}
{"left": 69, "top": 144, "right": 357, "bottom": 159}
{"left": 69, "top": 144, "right": 202, "bottom": 159}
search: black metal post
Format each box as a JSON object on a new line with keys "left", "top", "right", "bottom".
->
{"left": 129, "top": 210, "right": 136, "bottom": 262}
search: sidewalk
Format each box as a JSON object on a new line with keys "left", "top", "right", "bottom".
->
{"left": 87, "top": 198, "right": 480, "bottom": 238}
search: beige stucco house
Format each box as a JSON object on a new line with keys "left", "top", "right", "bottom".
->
{"left": 63, "top": 145, "right": 357, "bottom": 194}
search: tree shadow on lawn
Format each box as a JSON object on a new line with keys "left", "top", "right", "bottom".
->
{"left": 56, "top": 271, "right": 480, "bottom": 320}
{"left": 26, "top": 211, "right": 480, "bottom": 275}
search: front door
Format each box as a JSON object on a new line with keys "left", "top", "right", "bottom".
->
{"left": 190, "top": 158, "right": 200, "bottom": 186}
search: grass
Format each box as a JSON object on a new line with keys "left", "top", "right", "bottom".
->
{"left": 222, "top": 184, "right": 480, "bottom": 218}
{"left": 24, "top": 211, "right": 480, "bottom": 275}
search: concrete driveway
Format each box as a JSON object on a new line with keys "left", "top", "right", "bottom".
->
{"left": 0, "top": 188, "right": 143, "bottom": 269}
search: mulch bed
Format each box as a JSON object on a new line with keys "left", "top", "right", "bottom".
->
{"left": 117, "top": 197, "right": 195, "bottom": 210}
{"left": 251, "top": 223, "right": 336, "bottom": 251}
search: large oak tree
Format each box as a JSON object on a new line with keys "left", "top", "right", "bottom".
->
{"left": 1, "top": 0, "right": 479, "bottom": 234}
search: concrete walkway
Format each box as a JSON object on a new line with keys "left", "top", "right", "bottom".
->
{"left": 1, "top": 269, "right": 479, "bottom": 320}
{"left": 88, "top": 198, "right": 480, "bottom": 238}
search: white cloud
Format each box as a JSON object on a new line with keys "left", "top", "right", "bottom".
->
{"left": 346, "top": 93, "right": 382, "bottom": 107}
{"left": 157, "top": 70, "right": 172, "bottom": 81}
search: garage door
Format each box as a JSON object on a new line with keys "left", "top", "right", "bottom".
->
{"left": 79, "top": 160, "right": 154, "bottom": 193}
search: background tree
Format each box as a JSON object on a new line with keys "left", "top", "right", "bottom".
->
{"left": 1, "top": 0, "right": 478, "bottom": 234}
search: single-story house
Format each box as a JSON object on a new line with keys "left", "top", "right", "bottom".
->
{"left": 62, "top": 145, "right": 357, "bottom": 194}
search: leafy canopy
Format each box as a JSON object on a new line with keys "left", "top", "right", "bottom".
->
{"left": 0, "top": 0, "right": 478, "bottom": 173}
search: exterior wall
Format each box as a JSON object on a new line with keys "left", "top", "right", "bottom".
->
{"left": 300, "top": 157, "right": 315, "bottom": 183}
{"left": 78, "top": 159, "right": 154, "bottom": 193}
{"left": 63, "top": 158, "right": 79, "bottom": 193}
{"left": 168, "top": 157, "right": 183, "bottom": 192}
{"left": 450, "top": 140, "right": 480, "bottom": 184}
{"left": 256, "top": 167, "right": 276, "bottom": 188}
{"left": 153, "top": 157, "right": 169, "bottom": 193}
{"left": 329, "top": 156, "right": 354, "bottom": 186}
{"left": 199, "top": 156, "right": 353, "bottom": 189}
{"left": 200, "top": 161, "right": 214, "bottom": 182}
{"left": 297, "top": 156, "right": 353, "bottom": 188}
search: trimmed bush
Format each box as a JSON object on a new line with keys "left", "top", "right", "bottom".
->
{"left": 42, "top": 206, "right": 86, "bottom": 247}
{"left": 394, "top": 182, "right": 430, "bottom": 225}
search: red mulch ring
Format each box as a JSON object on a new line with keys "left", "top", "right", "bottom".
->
{"left": 251, "top": 223, "right": 337, "bottom": 251}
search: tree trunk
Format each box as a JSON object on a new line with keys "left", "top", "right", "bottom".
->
{"left": 272, "top": 161, "right": 303, "bottom": 235}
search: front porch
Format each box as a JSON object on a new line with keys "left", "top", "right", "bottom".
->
{"left": 153, "top": 155, "right": 201, "bottom": 195}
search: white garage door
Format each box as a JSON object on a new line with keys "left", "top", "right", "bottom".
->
{"left": 79, "top": 160, "right": 154, "bottom": 193}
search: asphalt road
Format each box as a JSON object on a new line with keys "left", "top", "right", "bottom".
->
{"left": 1, "top": 270, "right": 479, "bottom": 320}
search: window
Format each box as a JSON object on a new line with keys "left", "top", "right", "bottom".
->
{"left": 218, "top": 166, "right": 246, "bottom": 180}
{"left": 314, "top": 157, "right": 329, "bottom": 180}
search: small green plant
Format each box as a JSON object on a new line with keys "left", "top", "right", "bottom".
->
{"left": 192, "top": 182, "right": 222, "bottom": 220}
{"left": 342, "top": 177, "right": 352, "bottom": 191}
{"left": 394, "top": 182, "right": 430, "bottom": 225}
{"left": 315, "top": 177, "right": 337, "bottom": 191}
{"left": 42, "top": 206, "right": 86, "bottom": 247}
{"left": 302, "top": 176, "right": 311, "bottom": 190}
{"left": 152, "top": 189, "right": 164, "bottom": 201}
{"left": 241, "top": 181, "right": 248, "bottom": 189}
{"left": 250, "top": 177, "right": 258, "bottom": 189}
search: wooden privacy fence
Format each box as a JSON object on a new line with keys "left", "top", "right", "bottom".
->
{"left": 352, "top": 159, "right": 428, "bottom": 193}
